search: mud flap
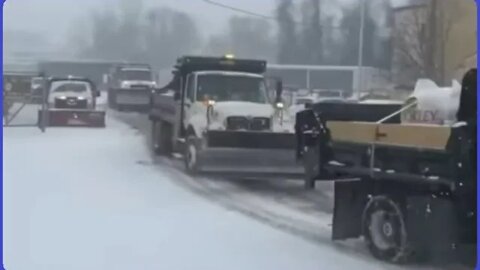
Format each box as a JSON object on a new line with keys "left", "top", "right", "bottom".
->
{"left": 38, "top": 109, "right": 106, "bottom": 127}
{"left": 406, "top": 196, "right": 458, "bottom": 260}
{"left": 332, "top": 179, "right": 370, "bottom": 240}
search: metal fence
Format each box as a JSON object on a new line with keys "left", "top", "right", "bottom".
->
{"left": 3, "top": 72, "right": 48, "bottom": 132}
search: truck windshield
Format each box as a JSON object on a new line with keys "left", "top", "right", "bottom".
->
{"left": 50, "top": 81, "right": 91, "bottom": 93}
{"left": 197, "top": 74, "right": 267, "bottom": 103}
{"left": 118, "top": 69, "right": 152, "bottom": 81}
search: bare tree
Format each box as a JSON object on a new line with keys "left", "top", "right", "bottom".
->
{"left": 77, "top": 2, "right": 199, "bottom": 69}
{"left": 393, "top": 0, "right": 461, "bottom": 85}
{"left": 276, "top": 0, "right": 299, "bottom": 64}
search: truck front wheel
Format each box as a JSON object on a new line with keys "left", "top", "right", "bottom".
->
{"left": 362, "top": 195, "right": 412, "bottom": 263}
{"left": 184, "top": 136, "right": 201, "bottom": 175}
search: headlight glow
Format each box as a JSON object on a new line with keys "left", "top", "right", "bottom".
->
{"left": 121, "top": 81, "right": 129, "bottom": 88}
{"left": 276, "top": 102, "right": 284, "bottom": 109}
{"left": 207, "top": 100, "right": 216, "bottom": 106}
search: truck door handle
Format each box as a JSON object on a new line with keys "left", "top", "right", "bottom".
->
{"left": 376, "top": 132, "right": 387, "bottom": 138}
{"left": 185, "top": 103, "right": 191, "bottom": 108}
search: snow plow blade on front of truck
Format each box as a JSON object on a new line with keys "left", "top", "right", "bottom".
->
{"left": 186, "top": 130, "right": 303, "bottom": 179}
{"left": 38, "top": 109, "right": 106, "bottom": 127}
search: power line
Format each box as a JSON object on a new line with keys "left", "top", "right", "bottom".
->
{"left": 201, "top": 0, "right": 276, "bottom": 21}
{"left": 201, "top": 0, "right": 343, "bottom": 29}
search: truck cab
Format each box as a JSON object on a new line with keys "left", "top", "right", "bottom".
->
{"left": 180, "top": 70, "right": 290, "bottom": 136}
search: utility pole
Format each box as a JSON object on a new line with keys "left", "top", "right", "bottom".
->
{"left": 426, "top": 0, "right": 437, "bottom": 82}
{"left": 356, "top": 0, "right": 366, "bottom": 98}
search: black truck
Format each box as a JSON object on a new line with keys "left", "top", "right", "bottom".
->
{"left": 149, "top": 55, "right": 303, "bottom": 178}
{"left": 295, "top": 69, "right": 476, "bottom": 263}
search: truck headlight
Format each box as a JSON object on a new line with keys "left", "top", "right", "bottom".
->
{"left": 57, "top": 96, "right": 67, "bottom": 100}
{"left": 121, "top": 82, "right": 130, "bottom": 88}
{"left": 275, "top": 102, "right": 284, "bottom": 109}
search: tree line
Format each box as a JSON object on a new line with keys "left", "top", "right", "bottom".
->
{"left": 71, "top": 0, "right": 396, "bottom": 70}
{"left": 73, "top": 0, "right": 459, "bottom": 85}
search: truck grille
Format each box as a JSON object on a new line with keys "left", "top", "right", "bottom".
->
{"left": 54, "top": 97, "right": 88, "bottom": 109}
{"left": 226, "top": 116, "right": 249, "bottom": 130}
{"left": 226, "top": 116, "right": 270, "bottom": 131}
{"left": 250, "top": 117, "right": 271, "bottom": 131}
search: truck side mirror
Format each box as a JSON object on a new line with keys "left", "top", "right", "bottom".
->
{"left": 96, "top": 91, "right": 101, "bottom": 97}
{"left": 174, "top": 91, "right": 181, "bottom": 101}
{"left": 275, "top": 80, "right": 283, "bottom": 103}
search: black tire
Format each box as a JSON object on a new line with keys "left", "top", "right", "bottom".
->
{"left": 151, "top": 121, "right": 173, "bottom": 156}
{"left": 184, "top": 136, "right": 201, "bottom": 175}
{"left": 151, "top": 121, "right": 162, "bottom": 155}
{"left": 362, "top": 195, "right": 413, "bottom": 263}
{"left": 161, "top": 122, "right": 173, "bottom": 156}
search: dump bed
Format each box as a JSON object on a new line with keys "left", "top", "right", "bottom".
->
{"left": 149, "top": 90, "right": 178, "bottom": 124}
{"left": 295, "top": 102, "right": 474, "bottom": 188}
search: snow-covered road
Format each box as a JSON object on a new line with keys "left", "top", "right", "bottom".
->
{"left": 2, "top": 117, "right": 462, "bottom": 270}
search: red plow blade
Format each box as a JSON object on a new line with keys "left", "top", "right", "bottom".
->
{"left": 38, "top": 109, "right": 106, "bottom": 127}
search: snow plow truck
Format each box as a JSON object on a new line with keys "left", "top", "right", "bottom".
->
{"left": 107, "top": 63, "right": 157, "bottom": 112}
{"left": 38, "top": 76, "right": 106, "bottom": 127}
{"left": 295, "top": 69, "right": 476, "bottom": 264}
{"left": 149, "top": 55, "right": 303, "bottom": 178}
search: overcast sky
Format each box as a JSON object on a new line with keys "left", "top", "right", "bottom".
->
{"left": 4, "top": 0, "right": 275, "bottom": 43}
{"left": 4, "top": 0, "right": 410, "bottom": 52}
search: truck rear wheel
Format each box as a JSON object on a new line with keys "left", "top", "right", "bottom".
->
{"left": 151, "top": 121, "right": 162, "bottom": 155}
{"left": 362, "top": 195, "right": 412, "bottom": 263}
{"left": 151, "top": 121, "right": 172, "bottom": 156}
{"left": 107, "top": 89, "right": 115, "bottom": 109}
{"left": 184, "top": 136, "right": 201, "bottom": 175}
